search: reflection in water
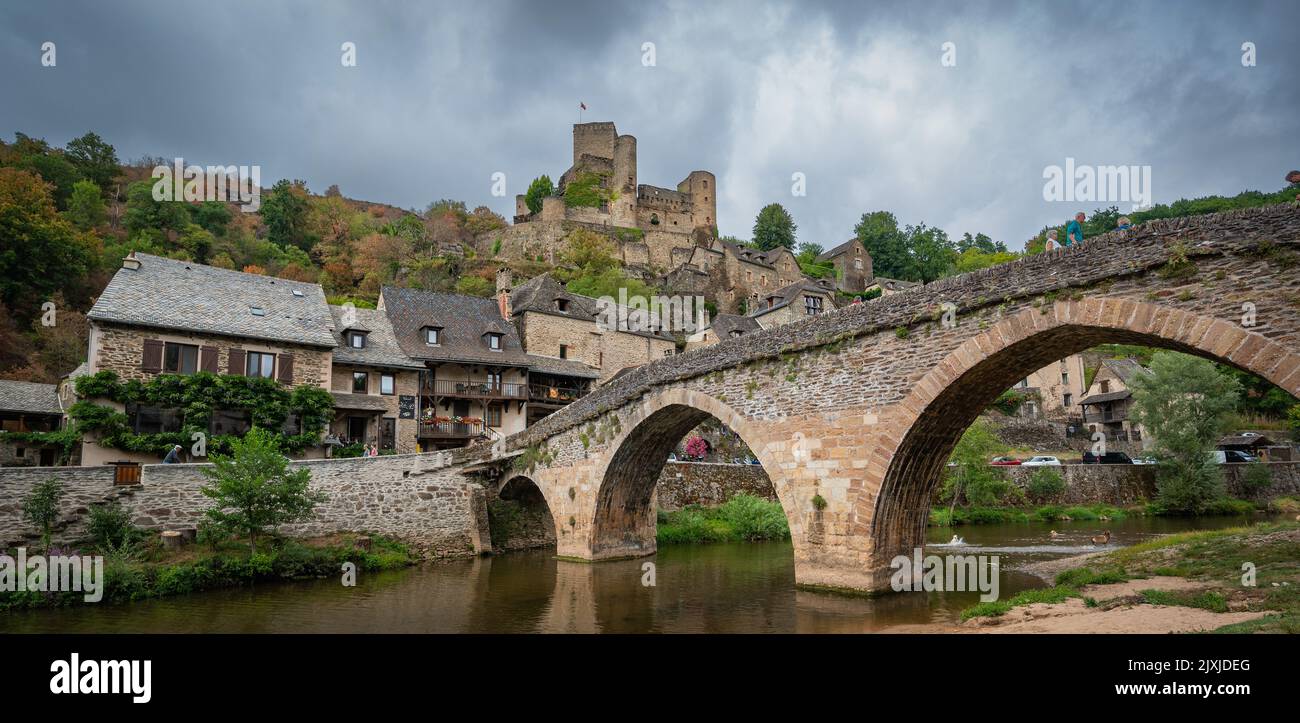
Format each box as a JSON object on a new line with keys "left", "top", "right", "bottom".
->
{"left": 0, "top": 515, "right": 1268, "bottom": 634}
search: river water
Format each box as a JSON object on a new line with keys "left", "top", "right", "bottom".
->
{"left": 0, "top": 515, "right": 1267, "bottom": 633}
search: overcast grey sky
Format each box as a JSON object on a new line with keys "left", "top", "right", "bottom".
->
{"left": 2, "top": 0, "right": 1296, "bottom": 249}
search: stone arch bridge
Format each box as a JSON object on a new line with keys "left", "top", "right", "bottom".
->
{"left": 442, "top": 203, "right": 1300, "bottom": 593}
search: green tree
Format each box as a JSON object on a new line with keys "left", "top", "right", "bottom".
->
{"left": 22, "top": 478, "right": 64, "bottom": 552}
{"left": 0, "top": 168, "right": 96, "bottom": 324}
{"left": 260, "top": 179, "right": 313, "bottom": 250}
{"left": 454, "top": 275, "right": 493, "bottom": 297}
{"left": 941, "top": 419, "right": 1015, "bottom": 509}
{"left": 200, "top": 427, "right": 326, "bottom": 553}
{"left": 123, "top": 179, "right": 189, "bottom": 236}
{"left": 63, "top": 131, "right": 121, "bottom": 193}
{"left": 17, "top": 152, "right": 81, "bottom": 209}
{"left": 853, "top": 210, "right": 909, "bottom": 279}
{"left": 66, "top": 179, "right": 107, "bottom": 230}
{"left": 191, "top": 200, "right": 232, "bottom": 236}
{"left": 524, "top": 175, "right": 554, "bottom": 215}
{"left": 904, "top": 223, "right": 956, "bottom": 282}
{"left": 1129, "top": 352, "right": 1241, "bottom": 513}
{"left": 752, "top": 203, "right": 797, "bottom": 250}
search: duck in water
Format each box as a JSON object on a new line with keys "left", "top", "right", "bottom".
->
{"left": 1049, "top": 530, "right": 1062, "bottom": 539}
{"left": 949, "top": 535, "right": 965, "bottom": 545}
{"left": 1090, "top": 530, "right": 1112, "bottom": 546}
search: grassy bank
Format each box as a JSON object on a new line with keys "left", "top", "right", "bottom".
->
{"left": 930, "top": 497, "right": 1261, "bottom": 527}
{"left": 960, "top": 521, "right": 1300, "bottom": 632}
{"left": 0, "top": 533, "right": 415, "bottom": 611}
{"left": 657, "top": 494, "right": 790, "bottom": 545}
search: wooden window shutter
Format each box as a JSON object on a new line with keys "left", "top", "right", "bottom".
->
{"left": 276, "top": 353, "right": 294, "bottom": 384}
{"left": 227, "top": 348, "right": 246, "bottom": 376}
{"left": 200, "top": 346, "right": 220, "bottom": 373}
{"left": 141, "top": 339, "right": 163, "bottom": 372}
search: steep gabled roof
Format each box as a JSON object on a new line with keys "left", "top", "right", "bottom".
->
{"left": 526, "top": 354, "right": 602, "bottom": 379}
{"left": 753, "top": 280, "right": 835, "bottom": 317}
{"left": 328, "top": 306, "right": 423, "bottom": 370}
{"left": 1078, "top": 389, "right": 1132, "bottom": 406}
{"left": 816, "top": 238, "right": 864, "bottom": 261}
{"left": 380, "top": 286, "right": 532, "bottom": 367}
{"left": 87, "top": 254, "right": 337, "bottom": 348}
{"left": 708, "top": 313, "right": 762, "bottom": 339}
{"left": 0, "top": 379, "right": 62, "bottom": 415}
{"left": 1102, "top": 358, "right": 1147, "bottom": 383}
{"left": 510, "top": 273, "right": 675, "bottom": 342}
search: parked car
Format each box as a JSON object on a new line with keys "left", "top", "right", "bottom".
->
{"left": 1132, "top": 455, "right": 1158, "bottom": 465}
{"left": 991, "top": 456, "right": 1022, "bottom": 466}
{"left": 1210, "top": 450, "right": 1257, "bottom": 464}
{"left": 1021, "top": 456, "right": 1062, "bottom": 466}
{"left": 1082, "top": 451, "right": 1134, "bottom": 464}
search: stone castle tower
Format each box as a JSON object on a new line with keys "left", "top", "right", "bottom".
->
{"left": 513, "top": 121, "right": 717, "bottom": 237}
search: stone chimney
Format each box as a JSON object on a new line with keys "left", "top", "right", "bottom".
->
{"left": 122, "top": 252, "right": 141, "bottom": 271}
{"left": 496, "top": 267, "right": 513, "bottom": 320}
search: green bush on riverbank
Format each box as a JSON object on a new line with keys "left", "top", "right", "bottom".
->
{"left": 929, "top": 498, "right": 1266, "bottom": 527}
{"left": 0, "top": 534, "right": 414, "bottom": 611}
{"left": 657, "top": 494, "right": 790, "bottom": 545}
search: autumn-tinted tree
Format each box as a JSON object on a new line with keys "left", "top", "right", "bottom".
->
{"left": 0, "top": 168, "right": 95, "bottom": 325}
{"left": 752, "top": 203, "right": 797, "bottom": 251}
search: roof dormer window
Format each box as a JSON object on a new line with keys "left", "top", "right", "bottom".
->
{"left": 555, "top": 298, "right": 570, "bottom": 312}
{"left": 424, "top": 326, "right": 442, "bottom": 345}
{"left": 347, "top": 331, "right": 367, "bottom": 349}
{"left": 485, "top": 333, "right": 503, "bottom": 351}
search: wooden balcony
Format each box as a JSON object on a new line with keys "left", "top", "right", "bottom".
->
{"left": 528, "top": 384, "right": 587, "bottom": 405}
{"left": 420, "top": 379, "right": 528, "bottom": 400}
{"left": 417, "top": 419, "right": 486, "bottom": 439}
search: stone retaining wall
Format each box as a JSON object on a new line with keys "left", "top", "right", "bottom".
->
{"left": 1002, "top": 461, "right": 1300, "bottom": 505}
{"left": 0, "top": 453, "right": 486, "bottom": 558}
{"left": 655, "top": 461, "right": 776, "bottom": 510}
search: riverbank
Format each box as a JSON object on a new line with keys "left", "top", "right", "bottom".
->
{"left": 656, "top": 494, "right": 790, "bottom": 545}
{"left": 0, "top": 533, "right": 415, "bottom": 610}
{"left": 927, "top": 496, "right": 1288, "bottom": 527}
{"left": 951, "top": 521, "right": 1300, "bottom": 633}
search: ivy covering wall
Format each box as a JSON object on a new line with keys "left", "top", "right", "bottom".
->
{"left": 63, "top": 370, "right": 334, "bottom": 456}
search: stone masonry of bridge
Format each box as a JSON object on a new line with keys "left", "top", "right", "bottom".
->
{"left": 2, "top": 204, "right": 1296, "bottom": 594}
{"left": 473, "top": 202, "right": 1300, "bottom": 593}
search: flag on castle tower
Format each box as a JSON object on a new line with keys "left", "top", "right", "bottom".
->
{"left": 579, "top": 102, "right": 587, "bottom": 110}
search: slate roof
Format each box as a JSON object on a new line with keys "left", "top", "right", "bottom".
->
{"left": 1218, "top": 434, "right": 1275, "bottom": 448}
{"left": 1101, "top": 358, "right": 1147, "bottom": 384}
{"left": 526, "top": 354, "right": 602, "bottom": 379}
{"left": 0, "top": 379, "right": 62, "bottom": 415}
{"left": 816, "top": 239, "right": 863, "bottom": 261}
{"left": 872, "top": 276, "right": 920, "bottom": 292}
{"left": 708, "top": 313, "right": 762, "bottom": 339}
{"left": 718, "top": 240, "right": 776, "bottom": 269}
{"left": 328, "top": 306, "right": 423, "bottom": 370}
{"left": 88, "top": 254, "right": 337, "bottom": 348}
{"left": 380, "top": 286, "right": 532, "bottom": 367}
{"left": 510, "top": 273, "right": 675, "bottom": 342}
{"left": 1078, "top": 389, "right": 1132, "bottom": 406}
{"left": 330, "top": 391, "right": 392, "bottom": 412}
{"left": 753, "top": 280, "right": 835, "bottom": 316}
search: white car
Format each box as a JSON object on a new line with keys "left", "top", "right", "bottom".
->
{"left": 1021, "top": 456, "right": 1062, "bottom": 466}
{"left": 1132, "top": 456, "right": 1158, "bottom": 465}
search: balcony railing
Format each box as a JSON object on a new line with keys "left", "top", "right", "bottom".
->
{"left": 528, "top": 384, "right": 587, "bottom": 404}
{"left": 417, "top": 419, "right": 486, "bottom": 439}
{"left": 420, "top": 379, "right": 528, "bottom": 400}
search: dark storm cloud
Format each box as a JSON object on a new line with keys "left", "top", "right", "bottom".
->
{"left": 1, "top": 0, "right": 1296, "bottom": 247}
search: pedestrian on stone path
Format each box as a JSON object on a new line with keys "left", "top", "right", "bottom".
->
{"left": 1044, "top": 228, "right": 1060, "bottom": 251}
{"left": 1065, "top": 212, "right": 1085, "bottom": 247}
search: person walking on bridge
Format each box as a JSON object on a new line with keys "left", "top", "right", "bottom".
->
{"left": 1065, "top": 212, "right": 1085, "bottom": 247}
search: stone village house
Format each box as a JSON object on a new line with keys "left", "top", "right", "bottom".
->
{"left": 10, "top": 252, "right": 679, "bottom": 466}
{"left": 1078, "top": 358, "right": 1152, "bottom": 445}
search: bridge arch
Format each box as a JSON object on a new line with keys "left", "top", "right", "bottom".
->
{"left": 589, "top": 388, "right": 801, "bottom": 560}
{"left": 865, "top": 297, "right": 1300, "bottom": 573}
{"left": 491, "top": 473, "right": 558, "bottom": 551}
